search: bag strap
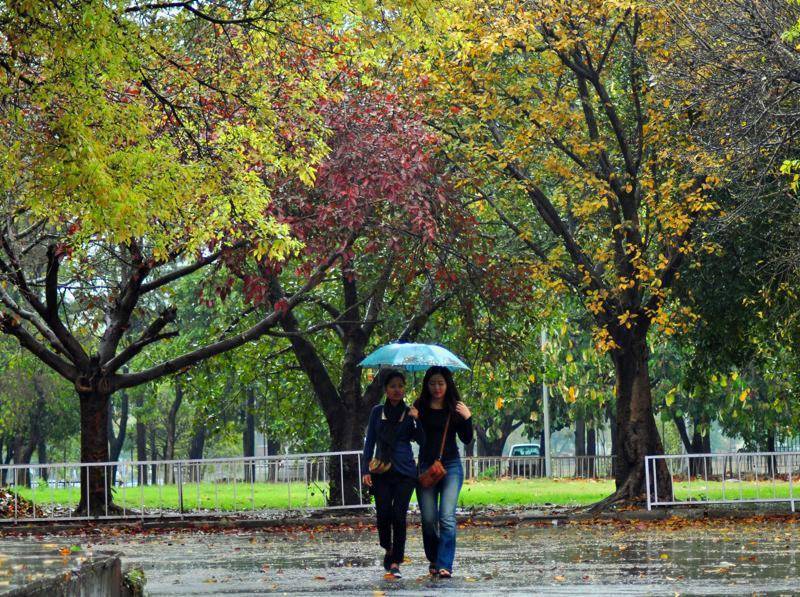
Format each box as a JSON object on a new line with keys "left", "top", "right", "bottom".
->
{"left": 437, "top": 414, "right": 451, "bottom": 461}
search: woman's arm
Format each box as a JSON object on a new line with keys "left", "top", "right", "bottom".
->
{"left": 361, "top": 408, "right": 378, "bottom": 475}
{"left": 454, "top": 402, "right": 474, "bottom": 445}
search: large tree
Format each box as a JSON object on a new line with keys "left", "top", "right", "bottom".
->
{"left": 232, "top": 80, "right": 487, "bottom": 505}
{"left": 0, "top": 0, "right": 353, "bottom": 513}
{"left": 392, "top": 0, "right": 719, "bottom": 504}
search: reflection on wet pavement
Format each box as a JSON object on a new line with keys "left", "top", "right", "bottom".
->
{"left": 41, "top": 518, "right": 800, "bottom": 595}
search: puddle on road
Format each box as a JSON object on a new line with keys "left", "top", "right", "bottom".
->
{"left": 30, "top": 519, "right": 800, "bottom": 595}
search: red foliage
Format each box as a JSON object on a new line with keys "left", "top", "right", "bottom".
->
{"left": 272, "top": 81, "right": 444, "bottom": 257}
{"left": 214, "top": 76, "right": 457, "bottom": 308}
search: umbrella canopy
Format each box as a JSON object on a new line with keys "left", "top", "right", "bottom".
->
{"left": 359, "top": 343, "right": 470, "bottom": 372}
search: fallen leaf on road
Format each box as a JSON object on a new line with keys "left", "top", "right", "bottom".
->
{"left": 554, "top": 575, "right": 565, "bottom": 582}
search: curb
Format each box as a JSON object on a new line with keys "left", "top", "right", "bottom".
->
{"left": 1, "top": 505, "right": 796, "bottom": 535}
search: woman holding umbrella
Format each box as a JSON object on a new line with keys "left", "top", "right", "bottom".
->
{"left": 361, "top": 369, "right": 425, "bottom": 578}
{"left": 414, "top": 366, "right": 473, "bottom": 578}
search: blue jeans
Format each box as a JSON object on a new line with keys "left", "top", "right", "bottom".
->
{"left": 417, "top": 458, "right": 464, "bottom": 572}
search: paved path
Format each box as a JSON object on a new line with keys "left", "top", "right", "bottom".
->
{"left": 24, "top": 517, "right": 800, "bottom": 594}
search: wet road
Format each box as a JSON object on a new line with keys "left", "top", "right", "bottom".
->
{"left": 26, "top": 517, "right": 800, "bottom": 594}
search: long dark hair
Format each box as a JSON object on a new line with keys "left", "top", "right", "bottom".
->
{"left": 415, "top": 366, "right": 461, "bottom": 416}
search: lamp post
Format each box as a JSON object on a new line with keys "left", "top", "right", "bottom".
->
{"left": 541, "top": 328, "right": 552, "bottom": 478}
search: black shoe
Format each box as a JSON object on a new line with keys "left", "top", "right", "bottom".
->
{"left": 389, "top": 564, "right": 402, "bottom": 578}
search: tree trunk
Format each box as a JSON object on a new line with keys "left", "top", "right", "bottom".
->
{"left": 674, "top": 416, "right": 692, "bottom": 454}
{"left": 243, "top": 387, "right": 256, "bottom": 482}
{"left": 1, "top": 442, "right": 12, "bottom": 485}
{"left": 108, "top": 390, "right": 129, "bottom": 486}
{"left": 164, "top": 379, "right": 183, "bottom": 484}
{"left": 149, "top": 426, "right": 158, "bottom": 485}
{"left": 766, "top": 431, "right": 776, "bottom": 476}
{"left": 267, "top": 438, "right": 281, "bottom": 481}
{"left": 690, "top": 428, "right": 704, "bottom": 476}
{"left": 188, "top": 417, "right": 207, "bottom": 482}
{"left": 136, "top": 394, "right": 148, "bottom": 485}
{"left": 37, "top": 438, "right": 47, "bottom": 482}
{"left": 12, "top": 435, "right": 35, "bottom": 488}
{"left": 76, "top": 390, "right": 113, "bottom": 515}
{"left": 15, "top": 379, "right": 47, "bottom": 487}
{"left": 575, "top": 417, "right": 586, "bottom": 476}
{"left": 586, "top": 426, "right": 596, "bottom": 477}
{"left": 676, "top": 417, "right": 712, "bottom": 477}
{"left": 602, "top": 332, "right": 671, "bottom": 506}
{"left": 475, "top": 424, "right": 507, "bottom": 457}
{"left": 327, "top": 402, "right": 370, "bottom": 506}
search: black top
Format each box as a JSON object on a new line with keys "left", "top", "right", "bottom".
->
{"left": 416, "top": 405, "right": 473, "bottom": 466}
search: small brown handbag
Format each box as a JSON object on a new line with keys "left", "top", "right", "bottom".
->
{"left": 418, "top": 414, "right": 450, "bottom": 489}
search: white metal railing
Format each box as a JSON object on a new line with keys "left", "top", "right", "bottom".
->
{"left": 0, "top": 452, "right": 617, "bottom": 523}
{"left": 645, "top": 451, "right": 800, "bottom": 511}
{"left": 462, "top": 455, "right": 614, "bottom": 480}
{"left": 0, "top": 451, "right": 369, "bottom": 523}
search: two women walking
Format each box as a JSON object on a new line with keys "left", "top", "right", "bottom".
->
{"left": 361, "top": 365, "right": 473, "bottom": 579}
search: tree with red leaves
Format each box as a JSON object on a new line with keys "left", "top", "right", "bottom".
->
{"left": 221, "top": 79, "right": 487, "bottom": 505}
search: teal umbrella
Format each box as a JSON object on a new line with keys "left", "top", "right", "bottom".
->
{"left": 359, "top": 343, "right": 470, "bottom": 371}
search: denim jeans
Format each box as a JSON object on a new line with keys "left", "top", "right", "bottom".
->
{"left": 417, "top": 458, "right": 464, "bottom": 572}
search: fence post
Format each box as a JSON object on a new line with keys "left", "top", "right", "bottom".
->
{"left": 645, "top": 456, "right": 652, "bottom": 510}
{"left": 177, "top": 462, "right": 184, "bottom": 517}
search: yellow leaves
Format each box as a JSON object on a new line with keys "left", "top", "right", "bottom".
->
{"left": 566, "top": 386, "right": 578, "bottom": 403}
{"left": 528, "top": 374, "right": 536, "bottom": 383}
{"left": 738, "top": 389, "right": 750, "bottom": 403}
{"left": 529, "top": 411, "right": 539, "bottom": 422}
{"left": 593, "top": 327, "right": 620, "bottom": 354}
{"left": 495, "top": 396, "right": 504, "bottom": 410}
{"left": 617, "top": 311, "right": 638, "bottom": 329}
{"left": 665, "top": 388, "right": 676, "bottom": 407}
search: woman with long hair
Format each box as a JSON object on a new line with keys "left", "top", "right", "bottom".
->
{"left": 361, "top": 369, "right": 424, "bottom": 578}
{"left": 414, "top": 365, "right": 473, "bottom": 579}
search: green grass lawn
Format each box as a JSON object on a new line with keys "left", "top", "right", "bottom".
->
{"left": 13, "top": 477, "right": 797, "bottom": 513}
{"left": 458, "top": 478, "right": 615, "bottom": 507}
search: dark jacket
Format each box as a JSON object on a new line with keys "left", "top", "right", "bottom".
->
{"left": 415, "top": 403, "right": 474, "bottom": 467}
{"left": 361, "top": 403, "right": 425, "bottom": 477}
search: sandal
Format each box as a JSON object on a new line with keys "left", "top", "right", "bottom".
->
{"left": 428, "top": 564, "right": 438, "bottom": 576}
{"left": 438, "top": 569, "right": 452, "bottom": 579}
